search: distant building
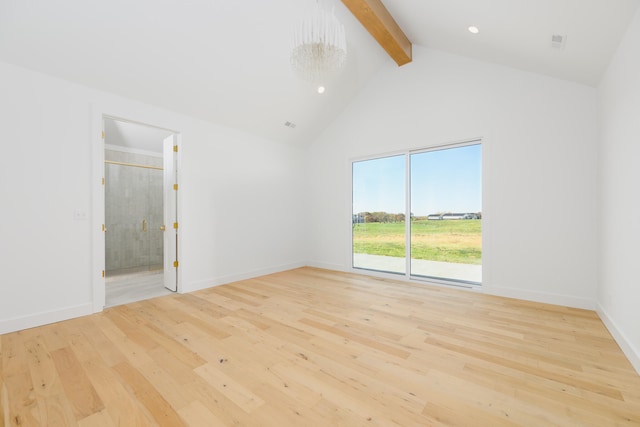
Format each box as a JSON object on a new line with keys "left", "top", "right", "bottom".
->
{"left": 442, "top": 213, "right": 467, "bottom": 220}
{"left": 428, "top": 212, "right": 480, "bottom": 220}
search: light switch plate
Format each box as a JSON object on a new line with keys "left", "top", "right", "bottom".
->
{"left": 74, "top": 209, "right": 88, "bottom": 220}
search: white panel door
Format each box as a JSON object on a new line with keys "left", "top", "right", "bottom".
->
{"left": 163, "top": 135, "right": 178, "bottom": 291}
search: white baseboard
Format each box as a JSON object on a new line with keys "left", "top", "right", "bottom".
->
{"left": 0, "top": 303, "right": 93, "bottom": 335}
{"left": 308, "top": 265, "right": 596, "bottom": 310}
{"left": 184, "top": 262, "right": 307, "bottom": 293}
{"left": 305, "top": 261, "right": 349, "bottom": 273}
{"left": 597, "top": 304, "right": 640, "bottom": 375}
{"left": 483, "top": 285, "right": 595, "bottom": 310}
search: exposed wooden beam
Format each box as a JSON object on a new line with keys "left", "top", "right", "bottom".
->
{"left": 341, "top": 0, "right": 412, "bottom": 66}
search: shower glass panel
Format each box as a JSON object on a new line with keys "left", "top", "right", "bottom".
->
{"left": 105, "top": 150, "right": 163, "bottom": 273}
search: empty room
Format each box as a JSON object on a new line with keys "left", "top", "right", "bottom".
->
{"left": 1, "top": 0, "right": 640, "bottom": 425}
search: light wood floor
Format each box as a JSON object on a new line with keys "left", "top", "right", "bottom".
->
{"left": 2, "top": 267, "right": 639, "bottom": 426}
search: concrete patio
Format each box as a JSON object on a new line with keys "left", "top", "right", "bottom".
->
{"left": 353, "top": 253, "right": 481, "bottom": 283}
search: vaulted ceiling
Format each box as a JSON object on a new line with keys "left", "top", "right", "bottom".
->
{"left": 1, "top": 0, "right": 638, "bottom": 145}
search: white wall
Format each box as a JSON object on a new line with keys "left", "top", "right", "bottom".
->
{"left": 180, "top": 119, "right": 307, "bottom": 290}
{"left": 597, "top": 7, "right": 640, "bottom": 373}
{"left": 0, "top": 61, "right": 307, "bottom": 334}
{"left": 307, "top": 45, "right": 599, "bottom": 309}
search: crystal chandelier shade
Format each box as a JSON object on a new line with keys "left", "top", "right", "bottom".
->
{"left": 290, "top": 2, "right": 347, "bottom": 85}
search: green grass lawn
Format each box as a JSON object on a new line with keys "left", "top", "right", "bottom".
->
{"left": 353, "top": 219, "right": 481, "bottom": 265}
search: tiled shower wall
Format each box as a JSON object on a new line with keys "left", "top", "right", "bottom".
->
{"left": 105, "top": 149, "right": 163, "bottom": 272}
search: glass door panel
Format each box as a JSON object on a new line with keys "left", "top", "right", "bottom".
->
{"left": 352, "top": 155, "right": 406, "bottom": 274}
{"left": 410, "top": 144, "right": 482, "bottom": 283}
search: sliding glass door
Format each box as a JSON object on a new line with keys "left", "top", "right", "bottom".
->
{"left": 352, "top": 141, "right": 482, "bottom": 285}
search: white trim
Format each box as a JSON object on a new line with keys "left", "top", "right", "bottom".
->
{"left": 346, "top": 161, "right": 355, "bottom": 271}
{"left": 0, "top": 304, "right": 93, "bottom": 335}
{"left": 91, "top": 104, "right": 106, "bottom": 312}
{"left": 184, "top": 262, "right": 306, "bottom": 293}
{"left": 173, "top": 133, "right": 183, "bottom": 292}
{"left": 308, "top": 261, "right": 349, "bottom": 272}
{"left": 102, "top": 114, "right": 176, "bottom": 134}
{"left": 597, "top": 303, "right": 640, "bottom": 375}
{"left": 347, "top": 136, "right": 485, "bottom": 165}
{"left": 484, "top": 284, "right": 595, "bottom": 310}
{"left": 409, "top": 138, "right": 483, "bottom": 155}
{"left": 105, "top": 144, "right": 164, "bottom": 158}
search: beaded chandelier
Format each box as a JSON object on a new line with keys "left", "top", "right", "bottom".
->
{"left": 290, "top": 1, "right": 347, "bottom": 87}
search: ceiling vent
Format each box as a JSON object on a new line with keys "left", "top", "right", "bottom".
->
{"left": 551, "top": 34, "right": 566, "bottom": 49}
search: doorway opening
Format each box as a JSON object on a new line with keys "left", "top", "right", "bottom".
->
{"left": 103, "top": 117, "right": 179, "bottom": 307}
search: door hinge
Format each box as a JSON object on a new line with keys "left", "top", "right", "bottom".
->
{"left": 173, "top": 145, "right": 178, "bottom": 152}
{"left": 102, "top": 270, "right": 105, "bottom": 278}
{"left": 173, "top": 260, "right": 179, "bottom": 268}
{"left": 102, "top": 224, "right": 107, "bottom": 232}
{"left": 101, "top": 131, "right": 105, "bottom": 140}
{"left": 173, "top": 183, "right": 178, "bottom": 191}
{"left": 173, "top": 222, "right": 179, "bottom": 229}
{"left": 102, "top": 177, "right": 105, "bottom": 185}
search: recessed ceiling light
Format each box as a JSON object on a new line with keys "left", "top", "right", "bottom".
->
{"left": 317, "top": 86, "right": 326, "bottom": 94}
{"left": 468, "top": 26, "right": 479, "bottom": 34}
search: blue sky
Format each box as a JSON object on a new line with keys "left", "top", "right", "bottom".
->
{"left": 352, "top": 144, "right": 481, "bottom": 216}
